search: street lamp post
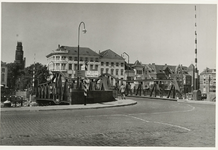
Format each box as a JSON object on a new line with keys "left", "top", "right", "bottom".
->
{"left": 123, "top": 52, "right": 129, "bottom": 80}
{"left": 77, "top": 22, "right": 87, "bottom": 89}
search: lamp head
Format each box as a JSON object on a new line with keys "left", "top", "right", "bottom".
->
{"left": 82, "top": 29, "right": 87, "bottom": 34}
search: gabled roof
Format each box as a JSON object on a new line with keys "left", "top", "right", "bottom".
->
{"left": 145, "top": 63, "right": 178, "bottom": 74}
{"left": 46, "top": 46, "right": 99, "bottom": 58}
{"left": 64, "top": 46, "right": 99, "bottom": 56}
{"left": 167, "top": 65, "right": 176, "bottom": 72}
{"left": 100, "top": 49, "right": 124, "bottom": 60}
{"left": 200, "top": 68, "right": 216, "bottom": 75}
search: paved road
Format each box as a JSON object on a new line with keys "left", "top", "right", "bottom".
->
{"left": 0, "top": 97, "right": 215, "bottom": 147}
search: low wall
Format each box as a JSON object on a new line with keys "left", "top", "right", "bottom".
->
{"left": 71, "top": 90, "right": 115, "bottom": 104}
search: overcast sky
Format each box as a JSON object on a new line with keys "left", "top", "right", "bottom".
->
{"left": 1, "top": 2, "right": 217, "bottom": 72}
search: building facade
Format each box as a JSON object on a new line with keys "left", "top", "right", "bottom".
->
{"left": 1, "top": 61, "right": 8, "bottom": 87}
{"left": 46, "top": 46, "right": 125, "bottom": 84}
{"left": 99, "top": 49, "right": 125, "bottom": 85}
{"left": 199, "top": 68, "right": 216, "bottom": 93}
{"left": 46, "top": 45, "right": 100, "bottom": 78}
{"left": 143, "top": 63, "right": 193, "bottom": 94}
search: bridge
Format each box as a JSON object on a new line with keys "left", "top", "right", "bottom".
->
{"left": 35, "top": 72, "right": 182, "bottom": 105}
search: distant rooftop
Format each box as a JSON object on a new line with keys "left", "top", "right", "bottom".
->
{"left": 100, "top": 49, "right": 124, "bottom": 60}
{"left": 46, "top": 45, "right": 99, "bottom": 58}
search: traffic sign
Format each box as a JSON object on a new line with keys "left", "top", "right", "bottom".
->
{"left": 75, "top": 70, "right": 85, "bottom": 77}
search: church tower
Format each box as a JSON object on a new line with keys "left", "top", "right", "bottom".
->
{"left": 14, "top": 41, "right": 25, "bottom": 69}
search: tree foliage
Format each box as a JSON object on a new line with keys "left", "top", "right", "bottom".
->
{"left": 21, "top": 63, "right": 49, "bottom": 90}
{"left": 6, "top": 62, "right": 49, "bottom": 91}
{"left": 6, "top": 63, "right": 24, "bottom": 90}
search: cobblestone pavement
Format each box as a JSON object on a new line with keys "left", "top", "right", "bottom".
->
{"left": 0, "top": 97, "right": 215, "bottom": 147}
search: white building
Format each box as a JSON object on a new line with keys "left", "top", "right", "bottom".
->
{"left": 46, "top": 46, "right": 125, "bottom": 84}
{"left": 46, "top": 45, "right": 100, "bottom": 78}
{"left": 99, "top": 49, "right": 125, "bottom": 85}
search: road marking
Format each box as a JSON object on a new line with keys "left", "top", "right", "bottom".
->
{"left": 152, "top": 120, "right": 191, "bottom": 131}
{"left": 85, "top": 103, "right": 194, "bottom": 132}
{"left": 124, "top": 114, "right": 191, "bottom": 132}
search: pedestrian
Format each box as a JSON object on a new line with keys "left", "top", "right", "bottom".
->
{"left": 120, "top": 83, "right": 126, "bottom": 99}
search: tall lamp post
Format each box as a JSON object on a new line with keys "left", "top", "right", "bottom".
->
{"left": 123, "top": 52, "right": 129, "bottom": 80}
{"left": 77, "top": 22, "right": 87, "bottom": 89}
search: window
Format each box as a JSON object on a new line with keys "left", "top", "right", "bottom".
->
{"left": 80, "top": 57, "right": 83, "bottom": 61}
{"left": 111, "top": 69, "right": 114, "bottom": 75}
{"left": 69, "top": 64, "right": 72, "bottom": 70}
{"left": 85, "top": 57, "right": 88, "bottom": 62}
{"left": 90, "top": 58, "right": 93, "bottom": 62}
{"left": 62, "top": 56, "right": 66, "bottom": 60}
{"left": 116, "top": 69, "right": 119, "bottom": 75}
{"left": 121, "top": 63, "right": 124, "bottom": 67}
{"left": 116, "top": 63, "right": 119, "bottom": 67}
{"left": 2, "top": 68, "right": 5, "bottom": 72}
{"left": 61, "top": 64, "right": 66, "bottom": 70}
{"left": 106, "top": 68, "right": 109, "bottom": 73}
{"left": 69, "top": 56, "right": 72, "bottom": 61}
{"left": 56, "top": 56, "right": 60, "bottom": 60}
{"left": 95, "top": 58, "right": 99, "bottom": 62}
{"left": 74, "top": 57, "right": 78, "bottom": 61}
{"left": 101, "top": 68, "right": 104, "bottom": 74}
{"left": 101, "top": 62, "right": 104, "bottom": 66}
{"left": 137, "top": 70, "right": 142, "bottom": 74}
{"left": 95, "top": 65, "right": 98, "bottom": 71}
{"left": 111, "top": 62, "right": 114, "bottom": 67}
{"left": 106, "top": 62, "right": 109, "bottom": 66}
{"left": 53, "top": 56, "right": 55, "bottom": 60}
{"left": 56, "top": 63, "right": 60, "bottom": 70}
{"left": 2, "top": 74, "right": 5, "bottom": 82}
{"left": 90, "top": 64, "right": 93, "bottom": 70}
{"left": 121, "top": 69, "right": 124, "bottom": 75}
{"left": 74, "top": 64, "right": 77, "bottom": 70}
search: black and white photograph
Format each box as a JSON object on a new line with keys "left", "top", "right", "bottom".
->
{"left": 0, "top": 0, "right": 217, "bottom": 148}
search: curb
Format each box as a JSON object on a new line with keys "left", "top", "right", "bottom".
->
{"left": 128, "top": 95, "right": 216, "bottom": 105}
{"left": 127, "top": 95, "right": 177, "bottom": 101}
{"left": 0, "top": 99, "right": 137, "bottom": 112}
{"left": 177, "top": 99, "right": 216, "bottom": 105}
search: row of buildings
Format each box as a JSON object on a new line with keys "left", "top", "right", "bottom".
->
{"left": 1, "top": 42, "right": 216, "bottom": 96}
{"left": 46, "top": 44, "right": 216, "bottom": 94}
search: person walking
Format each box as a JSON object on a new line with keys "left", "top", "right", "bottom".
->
{"left": 120, "top": 84, "right": 126, "bottom": 99}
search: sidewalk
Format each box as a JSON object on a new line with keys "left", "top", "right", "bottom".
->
{"left": 128, "top": 95, "right": 216, "bottom": 105}
{"left": 177, "top": 99, "right": 216, "bottom": 105}
{"left": 0, "top": 99, "right": 137, "bottom": 112}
